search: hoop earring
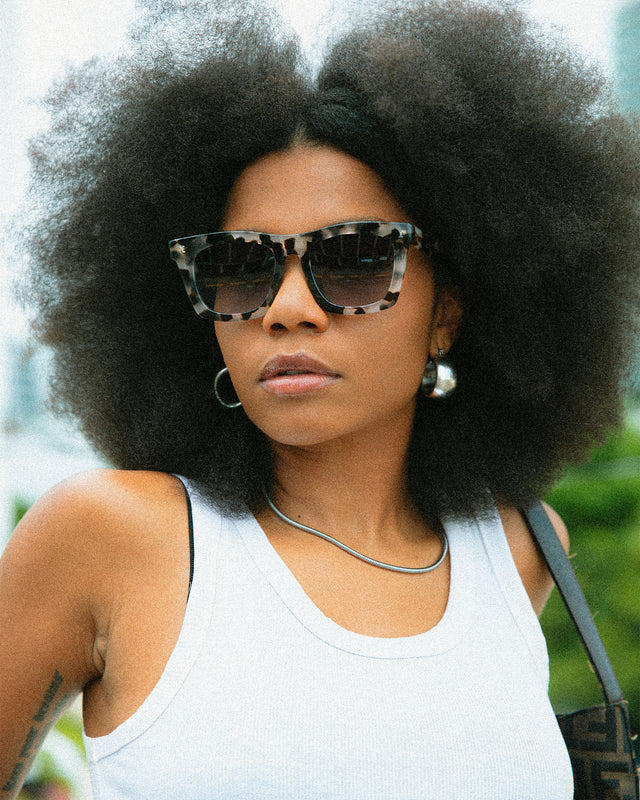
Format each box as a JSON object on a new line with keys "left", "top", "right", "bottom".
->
{"left": 214, "top": 367, "right": 242, "bottom": 409}
{"left": 421, "top": 349, "right": 457, "bottom": 400}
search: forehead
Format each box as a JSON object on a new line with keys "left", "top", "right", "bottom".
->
{"left": 222, "top": 145, "right": 409, "bottom": 234}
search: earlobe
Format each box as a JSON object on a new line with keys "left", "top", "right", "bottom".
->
{"left": 430, "top": 289, "right": 463, "bottom": 357}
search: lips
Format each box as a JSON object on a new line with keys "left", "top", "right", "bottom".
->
{"left": 259, "top": 352, "right": 340, "bottom": 396}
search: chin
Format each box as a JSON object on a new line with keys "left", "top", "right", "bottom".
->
{"left": 264, "top": 427, "right": 339, "bottom": 448}
{"left": 244, "top": 401, "right": 342, "bottom": 445}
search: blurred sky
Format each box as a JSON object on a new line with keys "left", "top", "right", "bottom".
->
{"left": 527, "top": 0, "right": 622, "bottom": 65}
{"left": 9, "top": 0, "right": 626, "bottom": 92}
{"left": 2, "top": 0, "right": 627, "bottom": 241}
{"left": 3, "top": 0, "right": 626, "bottom": 199}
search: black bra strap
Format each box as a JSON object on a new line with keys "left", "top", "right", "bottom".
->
{"left": 521, "top": 500, "right": 623, "bottom": 705}
{"left": 172, "top": 475, "right": 195, "bottom": 599}
{"left": 186, "top": 490, "right": 195, "bottom": 598}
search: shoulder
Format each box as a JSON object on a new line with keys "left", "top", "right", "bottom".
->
{"left": 2, "top": 469, "right": 190, "bottom": 638}
{"left": 1, "top": 467, "right": 191, "bottom": 669}
{"left": 6, "top": 468, "right": 187, "bottom": 567}
{"left": 498, "top": 501, "right": 568, "bottom": 617}
{"left": 42, "top": 466, "right": 186, "bottom": 514}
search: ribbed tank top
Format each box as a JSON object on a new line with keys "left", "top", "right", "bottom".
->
{"left": 83, "top": 479, "right": 573, "bottom": 799}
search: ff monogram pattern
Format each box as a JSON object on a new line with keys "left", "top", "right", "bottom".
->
{"left": 557, "top": 691, "right": 639, "bottom": 798}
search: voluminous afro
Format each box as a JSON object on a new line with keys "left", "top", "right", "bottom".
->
{"left": 19, "top": 0, "right": 640, "bottom": 523}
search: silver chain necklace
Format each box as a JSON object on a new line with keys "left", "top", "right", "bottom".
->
{"left": 262, "top": 489, "right": 448, "bottom": 575}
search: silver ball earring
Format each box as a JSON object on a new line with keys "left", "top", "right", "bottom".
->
{"left": 214, "top": 366, "right": 242, "bottom": 409}
{"left": 421, "top": 349, "right": 457, "bottom": 399}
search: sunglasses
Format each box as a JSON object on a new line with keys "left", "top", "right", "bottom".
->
{"left": 169, "top": 221, "right": 424, "bottom": 321}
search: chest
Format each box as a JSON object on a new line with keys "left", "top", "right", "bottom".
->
{"left": 254, "top": 508, "right": 452, "bottom": 637}
{"left": 84, "top": 520, "right": 451, "bottom": 736}
{"left": 83, "top": 511, "right": 573, "bottom": 799}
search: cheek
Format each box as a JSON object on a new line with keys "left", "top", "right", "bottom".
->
{"left": 367, "top": 276, "right": 434, "bottom": 390}
{"left": 214, "top": 322, "right": 241, "bottom": 365}
{"left": 349, "top": 312, "right": 432, "bottom": 406}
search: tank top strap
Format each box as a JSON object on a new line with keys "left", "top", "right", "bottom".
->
{"left": 474, "top": 505, "right": 550, "bottom": 683}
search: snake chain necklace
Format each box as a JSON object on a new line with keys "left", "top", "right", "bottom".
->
{"left": 262, "top": 488, "right": 448, "bottom": 575}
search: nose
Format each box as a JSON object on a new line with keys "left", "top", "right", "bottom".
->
{"left": 261, "top": 255, "right": 331, "bottom": 335}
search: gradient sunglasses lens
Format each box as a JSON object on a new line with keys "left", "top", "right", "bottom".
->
{"left": 193, "top": 238, "right": 277, "bottom": 316}
{"left": 307, "top": 230, "right": 395, "bottom": 308}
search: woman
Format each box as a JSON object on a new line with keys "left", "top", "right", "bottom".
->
{"left": 1, "top": 0, "right": 639, "bottom": 797}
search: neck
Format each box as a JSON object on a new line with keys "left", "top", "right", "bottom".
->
{"left": 262, "top": 486, "right": 447, "bottom": 575}
{"left": 265, "top": 425, "right": 425, "bottom": 549}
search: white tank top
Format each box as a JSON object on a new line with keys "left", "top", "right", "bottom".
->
{"left": 83, "top": 479, "right": 573, "bottom": 799}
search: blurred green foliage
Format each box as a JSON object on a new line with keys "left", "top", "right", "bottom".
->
{"left": 543, "top": 424, "right": 640, "bottom": 746}
{"left": 17, "top": 714, "right": 85, "bottom": 799}
{"left": 12, "top": 497, "right": 31, "bottom": 529}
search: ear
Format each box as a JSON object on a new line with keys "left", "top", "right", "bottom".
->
{"left": 429, "top": 288, "right": 463, "bottom": 359}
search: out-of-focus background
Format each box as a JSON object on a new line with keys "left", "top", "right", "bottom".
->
{"left": 1, "top": 1, "right": 639, "bottom": 797}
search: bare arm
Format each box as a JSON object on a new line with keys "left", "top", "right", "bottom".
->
{"left": 0, "top": 482, "right": 100, "bottom": 799}
{"left": 500, "top": 501, "right": 570, "bottom": 617}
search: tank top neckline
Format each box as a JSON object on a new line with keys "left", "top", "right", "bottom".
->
{"left": 233, "top": 510, "right": 480, "bottom": 659}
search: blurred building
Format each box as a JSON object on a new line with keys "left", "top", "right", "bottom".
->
{"left": 0, "top": 0, "right": 122, "bottom": 547}
{"left": 614, "top": 0, "right": 640, "bottom": 114}
{"left": 613, "top": 0, "right": 640, "bottom": 400}
{"left": 0, "top": 0, "right": 26, "bottom": 543}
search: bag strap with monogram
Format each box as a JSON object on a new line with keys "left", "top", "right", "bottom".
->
{"left": 522, "top": 500, "right": 639, "bottom": 800}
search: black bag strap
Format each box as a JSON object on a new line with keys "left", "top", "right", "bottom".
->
{"left": 521, "top": 500, "right": 624, "bottom": 706}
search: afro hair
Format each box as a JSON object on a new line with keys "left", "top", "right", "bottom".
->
{"left": 18, "top": 0, "right": 640, "bottom": 523}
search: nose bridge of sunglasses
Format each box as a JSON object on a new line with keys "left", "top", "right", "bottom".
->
{"left": 269, "top": 244, "right": 322, "bottom": 310}
{"left": 281, "top": 233, "right": 312, "bottom": 258}
{"left": 279, "top": 252, "right": 311, "bottom": 289}
{"left": 283, "top": 236, "right": 297, "bottom": 256}
{"left": 275, "top": 232, "right": 310, "bottom": 271}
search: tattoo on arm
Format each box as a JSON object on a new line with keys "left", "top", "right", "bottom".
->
{"left": 32, "top": 670, "right": 64, "bottom": 723}
{"left": 2, "top": 670, "right": 66, "bottom": 794}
